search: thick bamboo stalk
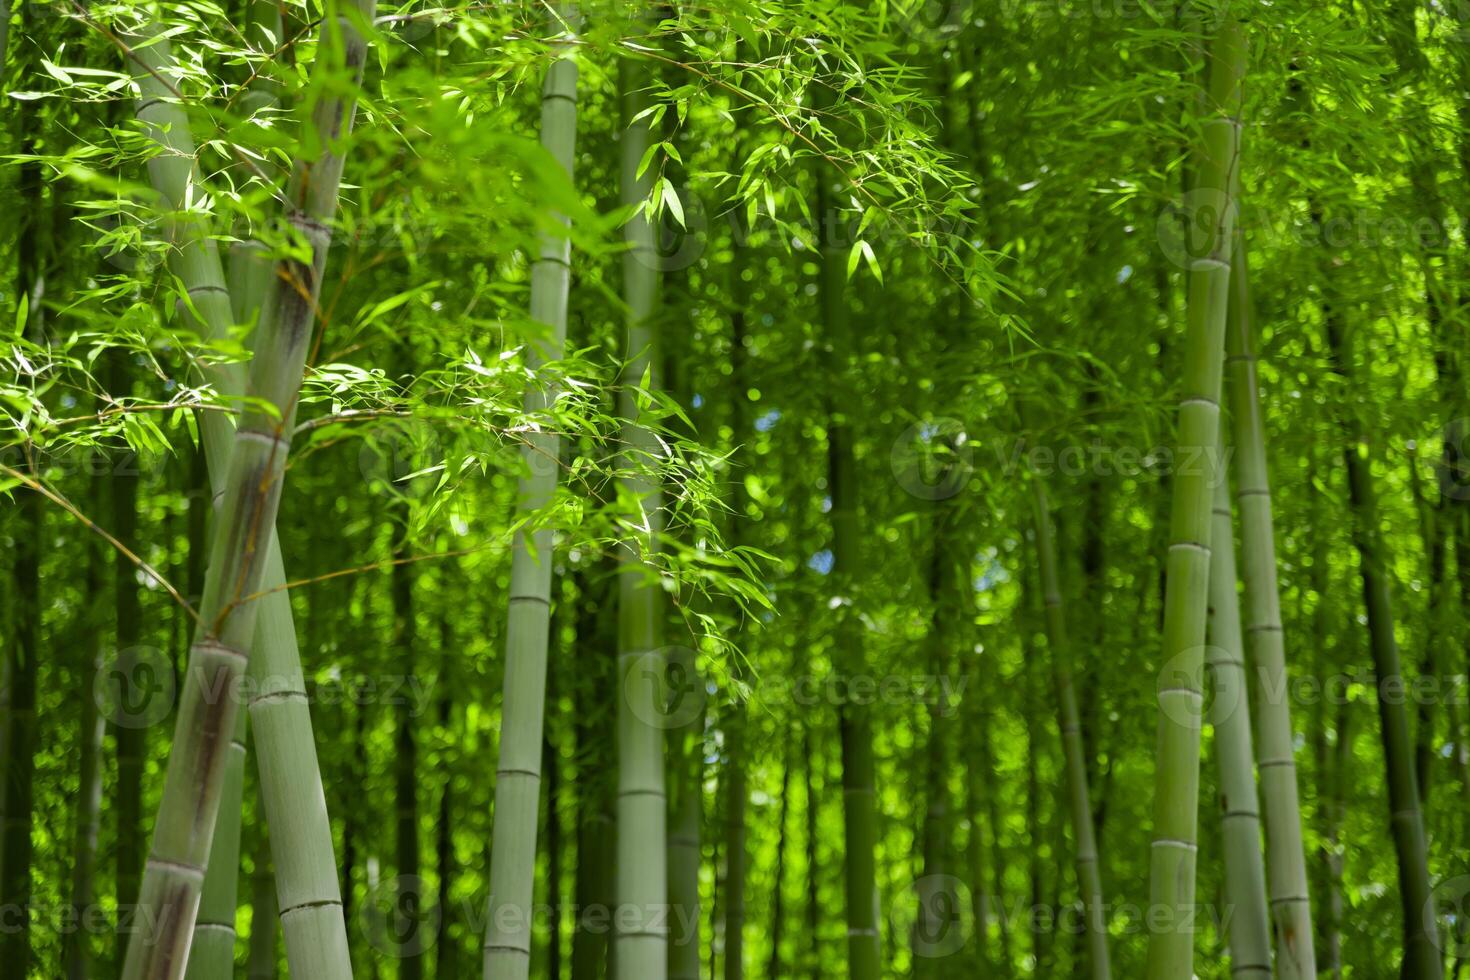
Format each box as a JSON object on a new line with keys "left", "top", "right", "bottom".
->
{"left": 613, "top": 52, "right": 668, "bottom": 980}
{"left": 1204, "top": 467, "right": 1272, "bottom": 979}
{"left": 1225, "top": 234, "right": 1317, "bottom": 980}
{"left": 1030, "top": 479, "right": 1111, "bottom": 980}
{"left": 483, "top": 10, "right": 580, "bottom": 979}
{"left": 120, "top": 7, "right": 372, "bottom": 976}
{"left": 1143, "top": 13, "right": 1245, "bottom": 979}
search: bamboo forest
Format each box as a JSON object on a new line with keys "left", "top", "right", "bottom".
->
{"left": 8, "top": 0, "right": 1470, "bottom": 978}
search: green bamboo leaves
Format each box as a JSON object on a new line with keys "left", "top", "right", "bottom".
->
{"left": 1144, "top": 11, "right": 1246, "bottom": 980}
{"left": 483, "top": 9, "right": 580, "bottom": 979}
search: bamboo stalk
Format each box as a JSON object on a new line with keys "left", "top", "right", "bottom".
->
{"left": 613, "top": 51, "right": 668, "bottom": 980}
{"left": 1225, "top": 233, "right": 1317, "bottom": 980}
{"left": 119, "top": 6, "right": 373, "bottom": 975}
{"left": 1204, "top": 461, "right": 1272, "bottom": 979}
{"left": 1143, "top": 12, "right": 1246, "bottom": 979}
{"left": 483, "top": 7, "right": 580, "bottom": 978}
{"left": 1030, "top": 478, "right": 1111, "bottom": 980}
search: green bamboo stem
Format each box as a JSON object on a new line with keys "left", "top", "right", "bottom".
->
{"left": 1143, "top": 13, "right": 1245, "bottom": 979}
{"left": 246, "top": 821, "right": 277, "bottom": 979}
{"left": 120, "top": 7, "right": 372, "bottom": 976}
{"left": 126, "top": 23, "right": 354, "bottom": 979}
{"left": 65, "top": 520, "right": 106, "bottom": 980}
{"left": 1030, "top": 478, "right": 1111, "bottom": 980}
{"left": 614, "top": 52, "right": 668, "bottom": 980}
{"left": 722, "top": 711, "right": 747, "bottom": 980}
{"left": 667, "top": 644, "right": 705, "bottom": 980}
{"left": 1225, "top": 234, "right": 1317, "bottom": 980}
{"left": 482, "top": 10, "right": 579, "bottom": 979}
{"left": 813, "top": 137, "right": 882, "bottom": 980}
{"left": 1322, "top": 300, "right": 1442, "bottom": 980}
{"left": 1204, "top": 465, "right": 1272, "bottom": 979}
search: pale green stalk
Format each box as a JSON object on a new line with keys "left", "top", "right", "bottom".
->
{"left": 1224, "top": 235, "right": 1316, "bottom": 979}
{"left": 614, "top": 53, "right": 668, "bottom": 980}
{"left": 120, "top": 6, "right": 373, "bottom": 975}
{"left": 1031, "top": 478, "right": 1110, "bottom": 980}
{"left": 1204, "top": 464, "right": 1272, "bottom": 979}
{"left": 1143, "top": 13, "right": 1246, "bottom": 979}
{"left": 482, "top": 11, "right": 579, "bottom": 979}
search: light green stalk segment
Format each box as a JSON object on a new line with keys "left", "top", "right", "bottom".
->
{"left": 120, "top": 7, "right": 373, "bottom": 976}
{"left": 183, "top": 714, "right": 247, "bottom": 980}
{"left": 482, "top": 10, "right": 580, "bottom": 979}
{"left": 1030, "top": 478, "right": 1110, "bottom": 980}
{"left": 614, "top": 53, "right": 668, "bottom": 980}
{"left": 1225, "top": 234, "right": 1317, "bottom": 980}
{"left": 1204, "top": 461, "right": 1273, "bottom": 979}
{"left": 1143, "top": 13, "right": 1245, "bottom": 980}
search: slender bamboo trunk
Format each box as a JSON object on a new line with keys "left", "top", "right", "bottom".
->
{"left": 614, "top": 51, "right": 668, "bottom": 980}
{"left": 394, "top": 549, "right": 423, "bottom": 979}
{"left": 111, "top": 351, "right": 148, "bottom": 922}
{"left": 247, "top": 825, "right": 277, "bottom": 979}
{"left": 1030, "top": 479, "right": 1110, "bottom": 980}
{"left": 1322, "top": 295, "right": 1442, "bottom": 980}
{"left": 436, "top": 620, "right": 457, "bottom": 980}
{"left": 546, "top": 725, "right": 564, "bottom": 980}
{"left": 723, "top": 711, "right": 747, "bottom": 980}
{"left": 66, "top": 501, "right": 107, "bottom": 980}
{"left": 916, "top": 540, "right": 952, "bottom": 978}
{"left": 1, "top": 30, "right": 44, "bottom": 963}
{"left": 1204, "top": 467, "right": 1273, "bottom": 978}
{"left": 1226, "top": 233, "right": 1318, "bottom": 980}
{"left": 802, "top": 723, "right": 821, "bottom": 980}
{"left": 120, "top": 6, "right": 373, "bottom": 974}
{"left": 483, "top": 10, "right": 579, "bottom": 978}
{"left": 183, "top": 715, "right": 248, "bottom": 979}
{"left": 571, "top": 569, "right": 614, "bottom": 980}
{"left": 667, "top": 645, "right": 704, "bottom": 980}
{"left": 814, "top": 138, "right": 882, "bottom": 980}
{"left": 767, "top": 738, "right": 793, "bottom": 979}
{"left": 1144, "top": 14, "right": 1245, "bottom": 978}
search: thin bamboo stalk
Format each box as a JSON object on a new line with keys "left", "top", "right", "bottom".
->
{"left": 1204, "top": 464, "right": 1272, "bottom": 979}
{"left": 119, "top": 6, "right": 372, "bottom": 975}
{"left": 1143, "top": 12, "right": 1246, "bottom": 979}
{"left": 483, "top": 8, "right": 580, "bottom": 978}
{"left": 1030, "top": 478, "right": 1111, "bottom": 980}
{"left": 1225, "top": 234, "right": 1317, "bottom": 980}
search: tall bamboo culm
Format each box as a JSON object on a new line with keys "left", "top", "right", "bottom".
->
{"left": 614, "top": 52, "right": 668, "bottom": 980}
{"left": 120, "top": 6, "right": 373, "bottom": 975}
{"left": 483, "top": 8, "right": 580, "bottom": 978}
{"left": 1225, "top": 235, "right": 1317, "bottom": 978}
{"left": 1204, "top": 461, "right": 1273, "bottom": 979}
{"left": 1143, "top": 12, "right": 1246, "bottom": 979}
{"left": 126, "top": 24, "right": 354, "bottom": 980}
{"left": 1030, "top": 478, "right": 1110, "bottom": 980}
